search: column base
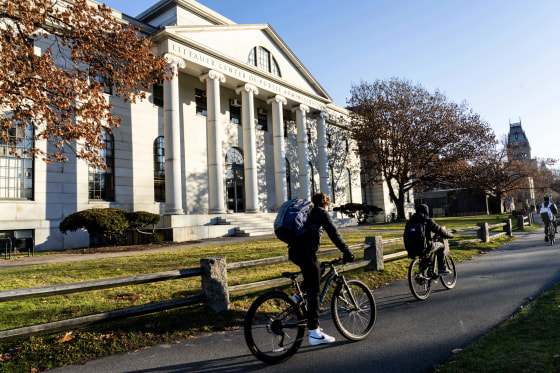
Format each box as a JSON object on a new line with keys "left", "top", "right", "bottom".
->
{"left": 164, "top": 208, "right": 185, "bottom": 215}
{"left": 245, "top": 208, "right": 259, "bottom": 214}
{"left": 209, "top": 209, "right": 226, "bottom": 214}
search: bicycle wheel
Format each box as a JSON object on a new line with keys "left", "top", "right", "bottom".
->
{"left": 331, "top": 279, "right": 376, "bottom": 341}
{"left": 244, "top": 291, "right": 305, "bottom": 364}
{"left": 408, "top": 258, "right": 432, "bottom": 300}
{"left": 440, "top": 254, "right": 457, "bottom": 289}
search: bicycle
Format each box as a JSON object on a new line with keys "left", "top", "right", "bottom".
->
{"left": 407, "top": 236, "right": 457, "bottom": 300}
{"left": 244, "top": 257, "right": 376, "bottom": 364}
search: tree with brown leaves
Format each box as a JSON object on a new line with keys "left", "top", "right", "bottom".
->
{"left": 348, "top": 77, "right": 495, "bottom": 220}
{"left": 0, "top": 0, "right": 171, "bottom": 168}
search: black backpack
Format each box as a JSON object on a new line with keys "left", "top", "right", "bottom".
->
{"left": 403, "top": 221, "right": 427, "bottom": 258}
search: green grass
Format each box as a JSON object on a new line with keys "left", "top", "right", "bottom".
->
{"left": 435, "top": 281, "right": 560, "bottom": 373}
{"left": 0, "top": 214, "right": 533, "bottom": 372}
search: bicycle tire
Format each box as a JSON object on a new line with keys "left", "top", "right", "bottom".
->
{"left": 331, "top": 279, "right": 376, "bottom": 341}
{"left": 408, "top": 258, "right": 432, "bottom": 300}
{"left": 440, "top": 254, "right": 457, "bottom": 289}
{"left": 244, "top": 291, "right": 305, "bottom": 364}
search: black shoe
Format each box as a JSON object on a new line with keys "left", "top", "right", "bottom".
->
{"left": 438, "top": 269, "right": 451, "bottom": 276}
{"left": 545, "top": 236, "right": 549, "bottom": 242}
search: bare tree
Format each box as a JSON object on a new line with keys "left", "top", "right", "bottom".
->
{"left": 0, "top": 0, "right": 171, "bottom": 167}
{"left": 348, "top": 77, "right": 495, "bottom": 219}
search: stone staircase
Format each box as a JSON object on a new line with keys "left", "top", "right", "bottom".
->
{"left": 215, "top": 213, "right": 276, "bottom": 237}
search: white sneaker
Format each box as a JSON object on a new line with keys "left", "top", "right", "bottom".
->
{"left": 308, "top": 329, "right": 335, "bottom": 345}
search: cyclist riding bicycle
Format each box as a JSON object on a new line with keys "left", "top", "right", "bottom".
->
{"left": 408, "top": 204, "right": 454, "bottom": 275}
{"left": 288, "top": 192, "right": 354, "bottom": 346}
{"left": 540, "top": 196, "right": 558, "bottom": 242}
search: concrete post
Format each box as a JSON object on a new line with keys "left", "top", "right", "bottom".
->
{"left": 517, "top": 215, "right": 525, "bottom": 231}
{"left": 364, "top": 236, "right": 384, "bottom": 271}
{"left": 503, "top": 219, "right": 512, "bottom": 236}
{"left": 477, "top": 222, "right": 489, "bottom": 242}
{"left": 200, "top": 257, "right": 229, "bottom": 312}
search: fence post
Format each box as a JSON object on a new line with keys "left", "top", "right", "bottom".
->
{"left": 477, "top": 222, "right": 489, "bottom": 242}
{"left": 503, "top": 219, "right": 512, "bottom": 236}
{"left": 364, "top": 236, "right": 384, "bottom": 271}
{"left": 516, "top": 215, "right": 525, "bottom": 231}
{"left": 200, "top": 257, "right": 229, "bottom": 312}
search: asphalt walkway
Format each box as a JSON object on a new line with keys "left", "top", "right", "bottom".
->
{"left": 45, "top": 223, "right": 560, "bottom": 373}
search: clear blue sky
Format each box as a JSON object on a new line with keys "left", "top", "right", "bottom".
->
{"left": 103, "top": 0, "right": 560, "bottom": 161}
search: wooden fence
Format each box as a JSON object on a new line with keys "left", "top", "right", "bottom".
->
{"left": 0, "top": 219, "right": 514, "bottom": 343}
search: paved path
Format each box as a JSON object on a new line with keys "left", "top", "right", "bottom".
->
{"left": 49, "top": 225, "right": 560, "bottom": 373}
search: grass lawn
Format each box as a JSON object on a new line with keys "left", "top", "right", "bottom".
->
{"left": 0, "top": 214, "right": 546, "bottom": 372}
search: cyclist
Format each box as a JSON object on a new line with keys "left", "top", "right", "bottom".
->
{"left": 408, "top": 204, "right": 454, "bottom": 275}
{"left": 288, "top": 192, "right": 355, "bottom": 346}
{"left": 540, "top": 196, "right": 558, "bottom": 242}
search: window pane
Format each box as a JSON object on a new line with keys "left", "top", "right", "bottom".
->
{"left": 258, "top": 47, "right": 270, "bottom": 73}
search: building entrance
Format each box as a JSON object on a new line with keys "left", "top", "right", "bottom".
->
{"left": 226, "top": 148, "right": 245, "bottom": 212}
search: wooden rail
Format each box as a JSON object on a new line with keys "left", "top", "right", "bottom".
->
{"left": 0, "top": 218, "right": 516, "bottom": 342}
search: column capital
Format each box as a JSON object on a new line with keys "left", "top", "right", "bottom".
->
{"left": 164, "top": 53, "right": 186, "bottom": 69}
{"left": 313, "top": 111, "right": 328, "bottom": 120}
{"left": 267, "top": 95, "right": 287, "bottom": 105}
{"left": 200, "top": 70, "right": 226, "bottom": 84}
{"left": 291, "top": 104, "right": 309, "bottom": 114}
{"left": 236, "top": 83, "right": 259, "bottom": 95}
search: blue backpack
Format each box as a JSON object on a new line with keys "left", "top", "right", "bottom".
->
{"left": 274, "top": 199, "right": 313, "bottom": 244}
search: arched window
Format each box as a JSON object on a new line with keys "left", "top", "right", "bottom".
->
{"left": 344, "top": 168, "right": 352, "bottom": 203}
{"left": 153, "top": 137, "right": 165, "bottom": 202}
{"left": 88, "top": 128, "right": 114, "bottom": 200}
{"left": 285, "top": 158, "right": 292, "bottom": 200}
{"left": 247, "top": 46, "right": 281, "bottom": 77}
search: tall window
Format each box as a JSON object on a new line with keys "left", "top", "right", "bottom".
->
{"left": 0, "top": 123, "right": 33, "bottom": 200}
{"left": 230, "top": 103, "right": 241, "bottom": 125}
{"left": 344, "top": 168, "right": 352, "bottom": 203}
{"left": 153, "top": 82, "right": 163, "bottom": 107}
{"left": 256, "top": 109, "right": 268, "bottom": 131}
{"left": 309, "top": 162, "right": 316, "bottom": 196}
{"left": 153, "top": 137, "right": 165, "bottom": 202}
{"left": 285, "top": 158, "right": 292, "bottom": 200}
{"left": 90, "top": 70, "right": 113, "bottom": 95}
{"left": 329, "top": 166, "right": 335, "bottom": 204}
{"left": 88, "top": 129, "right": 114, "bottom": 200}
{"left": 247, "top": 46, "right": 281, "bottom": 77}
{"left": 195, "top": 88, "right": 207, "bottom": 116}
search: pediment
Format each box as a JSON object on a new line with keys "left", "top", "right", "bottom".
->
{"left": 161, "top": 24, "right": 331, "bottom": 102}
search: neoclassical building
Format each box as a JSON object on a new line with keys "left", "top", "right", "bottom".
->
{"left": 1, "top": 0, "right": 375, "bottom": 251}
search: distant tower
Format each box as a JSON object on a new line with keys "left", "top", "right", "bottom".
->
{"left": 506, "top": 120, "right": 531, "bottom": 160}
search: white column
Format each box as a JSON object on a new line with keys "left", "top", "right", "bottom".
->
{"left": 200, "top": 70, "right": 226, "bottom": 214}
{"left": 267, "top": 95, "right": 288, "bottom": 209}
{"left": 236, "top": 84, "right": 259, "bottom": 213}
{"left": 293, "top": 104, "right": 310, "bottom": 199}
{"left": 316, "top": 111, "right": 330, "bottom": 196}
{"left": 163, "top": 54, "right": 186, "bottom": 215}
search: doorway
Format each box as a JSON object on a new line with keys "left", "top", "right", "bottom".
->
{"left": 226, "top": 148, "right": 245, "bottom": 212}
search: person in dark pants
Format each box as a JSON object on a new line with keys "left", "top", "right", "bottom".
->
{"left": 288, "top": 192, "right": 354, "bottom": 345}
{"left": 408, "top": 204, "right": 454, "bottom": 274}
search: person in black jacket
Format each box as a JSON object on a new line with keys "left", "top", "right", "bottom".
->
{"left": 288, "top": 192, "right": 354, "bottom": 346}
{"left": 409, "top": 204, "right": 454, "bottom": 274}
